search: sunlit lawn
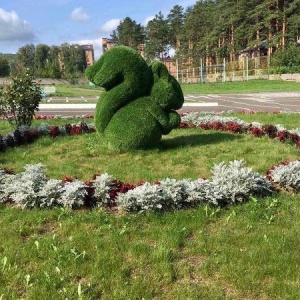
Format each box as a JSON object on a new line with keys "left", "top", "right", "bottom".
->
{"left": 0, "top": 113, "right": 300, "bottom": 299}
{"left": 52, "top": 79, "right": 300, "bottom": 98}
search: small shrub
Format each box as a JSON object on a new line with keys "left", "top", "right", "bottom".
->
{"left": 37, "top": 179, "right": 64, "bottom": 208}
{"left": 267, "top": 160, "right": 300, "bottom": 192}
{"left": 0, "top": 71, "right": 42, "bottom": 129}
{"left": 1, "top": 164, "right": 47, "bottom": 208}
{"left": 59, "top": 180, "right": 87, "bottom": 208}
{"left": 93, "top": 173, "right": 114, "bottom": 207}
{"left": 116, "top": 183, "right": 166, "bottom": 212}
{"left": 210, "top": 160, "right": 272, "bottom": 204}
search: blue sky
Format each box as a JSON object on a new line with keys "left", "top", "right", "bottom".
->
{"left": 0, "top": 0, "right": 195, "bottom": 59}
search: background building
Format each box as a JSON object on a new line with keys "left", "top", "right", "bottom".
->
{"left": 102, "top": 38, "right": 114, "bottom": 54}
{"left": 81, "top": 44, "right": 95, "bottom": 66}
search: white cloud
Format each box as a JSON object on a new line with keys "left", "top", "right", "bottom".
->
{"left": 98, "top": 19, "right": 121, "bottom": 34}
{"left": 70, "top": 7, "right": 90, "bottom": 23}
{"left": 143, "top": 16, "right": 155, "bottom": 26}
{"left": 71, "top": 38, "right": 103, "bottom": 60}
{"left": 0, "top": 8, "right": 35, "bottom": 42}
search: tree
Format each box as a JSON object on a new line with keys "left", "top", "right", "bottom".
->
{"left": 34, "top": 44, "right": 50, "bottom": 77}
{"left": 144, "top": 12, "right": 170, "bottom": 61}
{"left": 16, "top": 44, "right": 35, "bottom": 72}
{"left": 45, "top": 46, "right": 62, "bottom": 78}
{"left": 167, "top": 5, "right": 185, "bottom": 52}
{"left": 110, "top": 17, "right": 145, "bottom": 51}
{"left": 0, "top": 57, "right": 10, "bottom": 77}
{"left": 59, "top": 43, "right": 87, "bottom": 83}
{"left": 179, "top": 1, "right": 216, "bottom": 66}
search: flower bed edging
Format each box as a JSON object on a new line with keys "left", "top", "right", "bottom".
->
{"left": 1, "top": 112, "right": 300, "bottom": 212}
{"left": 1, "top": 113, "right": 300, "bottom": 151}
{"left": 0, "top": 160, "right": 273, "bottom": 212}
{"left": 180, "top": 113, "right": 300, "bottom": 149}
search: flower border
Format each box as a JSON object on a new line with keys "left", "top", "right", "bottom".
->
{"left": 0, "top": 112, "right": 299, "bottom": 212}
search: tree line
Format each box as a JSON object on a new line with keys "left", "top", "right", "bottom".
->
{"left": 111, "top": 0, "right": 300, "bottom": 68}
{"left": 0, "top": 43, "right": 87, "bottom": 80}
{"left": 1, "top": 0, "right": 300, "bottom": 78}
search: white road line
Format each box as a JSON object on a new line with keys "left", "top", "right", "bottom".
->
{"left": 40, "top": 103, "right": 218, "bottom": 109}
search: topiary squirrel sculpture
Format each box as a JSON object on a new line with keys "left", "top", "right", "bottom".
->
{"left": 85, "top": 46, "right": 184, "bottom": 151}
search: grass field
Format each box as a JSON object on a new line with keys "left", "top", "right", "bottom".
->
{"left": 0, "top": 112, "right": 300, "bottom": 299}
{"left": 181, "top": 79, "right": 300, "bottom": 94}
{"left": 1, "top": 114, "right": 300, "bottom": 181}
{"left": 54, "top": 84, "right": 103, "bottom": 98}
{"left": 53, "top": 79, "right": 300, "bottom": 98}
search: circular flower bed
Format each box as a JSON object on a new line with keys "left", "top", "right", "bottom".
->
{"left": 0, "top": 112, "right": 299, "bottom": 212}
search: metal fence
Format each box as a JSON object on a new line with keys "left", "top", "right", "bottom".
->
{"left": 176, "top": 56, "right": 270, "bottom": 83}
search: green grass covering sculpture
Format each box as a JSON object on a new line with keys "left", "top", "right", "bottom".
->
{"left": 85, "top": 46, "right": 184, "bottom": 151}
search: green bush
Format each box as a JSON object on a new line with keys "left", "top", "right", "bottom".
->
{"left": 85, "top": 46, "right": 184, "bottom": 151}
{"left": 270, "top": 45, "right": 300, "bottom": 74}
{"left": 0, "top": 71, "right": 42, "bottom": 129}
{"left": 0, "top": 57, "right": 10, "bottom": 77}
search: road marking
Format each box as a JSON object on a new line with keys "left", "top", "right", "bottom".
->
{"left": 40, "top": 103, "right": 219, "bottom": 109}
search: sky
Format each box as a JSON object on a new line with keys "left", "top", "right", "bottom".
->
{"left": 0, "top": 0, "right": 196, "bottom": 59}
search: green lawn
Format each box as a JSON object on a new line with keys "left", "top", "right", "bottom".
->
{"left": 0, "top": 114, "right": 300, "bottom": 299}
{"left": 181, "top": 79, "right": 300, "bottom": 94}
{"left": 52, "top": 79, "right": 300, "bottom": 98}
{"left": 1, "top": 117, "right": 299, "bottom": 182}
{"left": 1, "top": 193, "right": 300, "bottom": 299}
{"left": 55, "top": 84, "right": 103, "bottom": 98}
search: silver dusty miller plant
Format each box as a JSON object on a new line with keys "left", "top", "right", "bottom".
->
{"left": 92, "top": 173, "right": 114, "bottom": 206}
{"left": 1, "top": 164, "right": 47, "bottom": 208}
{"left": 210, "top": 160, "right": 272, "bottom": 204}
{"left": 269, "top": 160, "right": 300, "bottom": 192}
{"left": 116, "top": 183, "right": 166, "bottom": 212}
{"left": 59, "top": 180, "right": 87, "bottom": 208}
{"left": 0, "top": 160, "right": 273, "bottom": 212}
{"left": 37, "top": 179, "right": 64, "bottom": 208}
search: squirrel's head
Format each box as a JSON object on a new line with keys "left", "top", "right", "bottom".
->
{"left": 149, "top": 61, "right": 184, "bottom": 111}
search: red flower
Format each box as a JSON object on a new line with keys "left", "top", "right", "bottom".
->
{"left": 210, "top": 121, "right": 223, "bottom": 130}
{"left": 224, "top": 121, "right": 242, "bottom": 133}
{"left": 49, "top": 126, "right": 60, "bottom": 138}
{"left": 248, "top": 126, "right": 265, "bottom": 137}
{"left": 277, "top": 130, "right": 289, "bottom": 143}
{"left": 62, "top": 176, "right": 75, "bottom": 184}
{"left": 109, "top": 180, "right": 136, "bottom": 201}
{"left": 262, "top": 125, "right": 277, "bottom": 139}
{"left": 70, "top": 125, "right": 82, "bottom": 135}
{"left": 199, "top": 123, "right": 210, "bottom": 130}
{"left": 289, "top": 133, "right": 300, "bottom": 145}
{"left": 179, "top": 121, "right": 189, "bottom": 128}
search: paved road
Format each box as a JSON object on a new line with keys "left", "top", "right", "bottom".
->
{"left": 184, "top": 92, "right": 300, "bottom": 113}
{"left": 36, "top": 92, "right": 300, "bottom": 116}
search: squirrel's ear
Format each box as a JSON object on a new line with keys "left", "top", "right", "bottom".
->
{"left": 150, "top": 61, "right": 169, "bottom": 79}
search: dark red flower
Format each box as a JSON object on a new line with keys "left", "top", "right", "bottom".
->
{"left": 224, "top": 121, "right": 242, "bottom": 133}
{"left": 262, "top": 125, "right": 277, "bottom": 139}
{"left": 49, "top": 125, "right": 60, "bottom": 138}
{"left": 248, "top": 126, "right": 265, "bottom": 137}
{"left": 70, "top": 125, "right": 82, "bottom": 135}
{"left": 210, "top": 121, "right": 223, "bottom": 130}
{"left": 62, "top": 176, "right": 75, "bottom": 184}
{"left": 179, "top": 121, "right": 189, "bottom": 128}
